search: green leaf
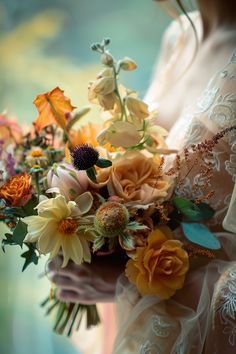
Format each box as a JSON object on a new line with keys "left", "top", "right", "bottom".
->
{"left": 93, "top": 236, "right": 105, "bottom": 252}
{"left": 22, "top": 195, "right": 38, "bottom": 216}
{"left": 21, "top": 243, "right": 39, "bottom": 271}
{"left": 121, "top": 233, "right": 135, "bottom": 250}
{"left": 173, "top": 197, "right": 215, "bottom": 221}
{"left": 12, "top": 219, "right": 28, "bottom": 247}
{"left": 95, "top": 158, "right": 112, "bottom": 168}
{"left": 197, "top": 202, "right": 215, "bottom": 220}
{"left": 181, "top": 222, "right": 221, "bottom": 250}
{"left": 86, "top": 167, "right": 97, "bottom": 183}
{"left": 2, "top": 233, "right": 15, "bottom": 252}
{"left": 126, "top": 221, "right": 148, "bottom": 231}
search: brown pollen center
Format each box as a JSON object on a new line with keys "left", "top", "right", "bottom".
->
{"left": 58, "top": 219, "right": 78, "bottom": 235}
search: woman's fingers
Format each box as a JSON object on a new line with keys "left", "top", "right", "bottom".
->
{"left": 56, "top": 288, "right": 115, "bottom": 304}
{"left": 48, "top": 258, "right": 92, "bottom": 281}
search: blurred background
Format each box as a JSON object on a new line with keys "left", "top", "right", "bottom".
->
{"left": 0, "top": 0, "right": 172, "bottom": 353}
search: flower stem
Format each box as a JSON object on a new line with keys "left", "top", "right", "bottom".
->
{"left": 34, "top": 171, "right": 41, "bottom": 201}
{"left": 112, "top": 65, "right": 128, "bottom": 122}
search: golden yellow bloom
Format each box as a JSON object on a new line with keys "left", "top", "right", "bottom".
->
{"left": 26, "top": 147, "right": 47, "bottom": 167}
{"left": 125, "top": 227, "right": 189, "bottom": 299}
{"left": 34, "top": 87, "right": 75, "bottom": 131}
{"left": 23, "top": 193, "right": 94, "bottom": 267}
{"left": 97, "top": 152, "right": 170, "bottom": 204}
{"left": 0, "top": 173, "right": 33, "bottom": 207}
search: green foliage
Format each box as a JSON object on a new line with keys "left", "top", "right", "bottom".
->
{"left": 173, "top": 197, "right": 215, "bottom": 222}
{"left": 11, "top": 219, "right": 28, "bottom": 247}
{"left": 2, "top": 233, "right": 16, "bottom": 252}
{"left": 23, "top": 196, "right": 38, "bottom": 216}
{"left": 86, "top": 167, "right": 97, "bottom": 183}
{"left": 21, "top": 243, "right": 39, "bottom": 271}
{"left": 95, "top": 158, "right": 112, "bottom": 168}
{"left": 93, "top": 236, "right": 105, "bottom": 252}
{"left": 121, "top": 233, "right": 134, "bottom": 250}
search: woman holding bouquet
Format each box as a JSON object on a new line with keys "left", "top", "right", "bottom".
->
{"left": 49, "top": 0, "right": 236, "bottom": 352}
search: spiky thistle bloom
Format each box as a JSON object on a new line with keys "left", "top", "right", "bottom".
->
{"left": 71, "top": 144, "right": 99, "bottom": 171}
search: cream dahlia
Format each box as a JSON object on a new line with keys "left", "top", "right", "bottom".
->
{"left": 23, "top": 193, "right": 94, "bottom": 267}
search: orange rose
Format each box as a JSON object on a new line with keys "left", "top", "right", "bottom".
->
{"left": 125, "top": 227, "right": 189, "bottom": 299}
{"left": 97, "top": 152, "right": 170, "bottom": 204}
{"left": 0, "top": 173, "right": 33, "bottom": 207}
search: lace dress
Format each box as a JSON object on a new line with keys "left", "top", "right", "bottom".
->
{"left": 112, "top": 14, "right": 236, "bottom": 354}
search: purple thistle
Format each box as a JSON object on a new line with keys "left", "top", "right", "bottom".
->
{"left": 71, "top": 144, "right": 99, "bottom": 170}
{"left": 6, "top": 153, "right": 16, "bottom": 177}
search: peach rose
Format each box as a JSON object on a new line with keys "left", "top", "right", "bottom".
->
{"left": 97, "top": 152, "right": 170, "bottom": 204}
{"left": 125, "top": 226, "right": 189, "bottom": 299}
{"left": 0, "top": 173, "right": 33, "bottom": 207}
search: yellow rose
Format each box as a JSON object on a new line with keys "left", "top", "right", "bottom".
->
{"left": 97, "top": 152, "right": 170, "bottom": 204}
{"left": 125, "top": 227, "right": 189, "bottom": 299}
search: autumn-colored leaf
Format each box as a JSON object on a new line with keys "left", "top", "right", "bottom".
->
{"left": 33, "top": 87, "right": 76, "bottom": 131}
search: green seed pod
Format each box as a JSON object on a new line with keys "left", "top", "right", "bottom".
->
{"left": 94, "top": 202, "right": 129, "bottom": 237}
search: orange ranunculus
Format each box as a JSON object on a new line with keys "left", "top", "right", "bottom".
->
{"left": 0, "top": 173, "right": 33, "bottom": 207}
{"left": 33, "top": 87, "right": 76, "bottom": 131}
{"left": 125, "top": 227, "right": 189, "bottom": 299}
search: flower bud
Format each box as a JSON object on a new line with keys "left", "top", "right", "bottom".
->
{"left": 125, "top": 96, "right": 150, "bottom": 120}
{"left": 47, "top": 162, "right": 88, "bottom": 200}
{"left": 97, "top": 67, "right": 114, "bottom": 79}
{"left": 92, "top": 77, "right": 115, "bottom": 96}
{"left": 101, "top": 52, "right": 114, "bottom": 66}
{"left": 119, "top": 57, "right": 137, "bottom": 71}
{"left": 97, "top": 121, "right": 141, "bottom": 148}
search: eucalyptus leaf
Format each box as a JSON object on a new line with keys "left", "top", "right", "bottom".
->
{"left": 173, "top": 197, "right": 214, "bottom": 221}
{"left": 181, "top": 222, "right": 221, "bottom": 250}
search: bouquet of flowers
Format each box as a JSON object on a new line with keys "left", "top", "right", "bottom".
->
{"left": 0, "top": 39, "right": 235, "bottom": 336}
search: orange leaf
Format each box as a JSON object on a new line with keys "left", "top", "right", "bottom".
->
{"left": 33, "top": 87, "right": 76, "bottom": 131}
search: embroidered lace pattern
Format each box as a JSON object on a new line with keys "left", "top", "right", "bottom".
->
{"left": 138, "top": 315, "right": 178, "bottom": 354}
{"left": 166, "top": 52, "right": 236, "bottom": 228}
{"left": 212, "top": 265, "right": 236, "bottom": 348}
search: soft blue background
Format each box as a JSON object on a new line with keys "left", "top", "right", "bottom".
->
{"left": 0, "top": 1, "right": 172, "bottom": 353}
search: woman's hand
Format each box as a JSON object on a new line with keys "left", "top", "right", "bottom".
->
{"left": 48, "top": 253, "right": 126, "bottom": 304}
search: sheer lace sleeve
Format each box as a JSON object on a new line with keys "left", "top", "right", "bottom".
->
{"left": 112, "top": 54, "right": 236, "bottom": 354}
{"left": 205, "top": 262, "right": 236, "bottom": 354}
{"left": 166, "top": 52, "right": 236, "bottom": 232}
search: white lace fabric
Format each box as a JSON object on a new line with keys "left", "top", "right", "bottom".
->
{"left": 112, "top": 14, "right": 236, "bottom": 354}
